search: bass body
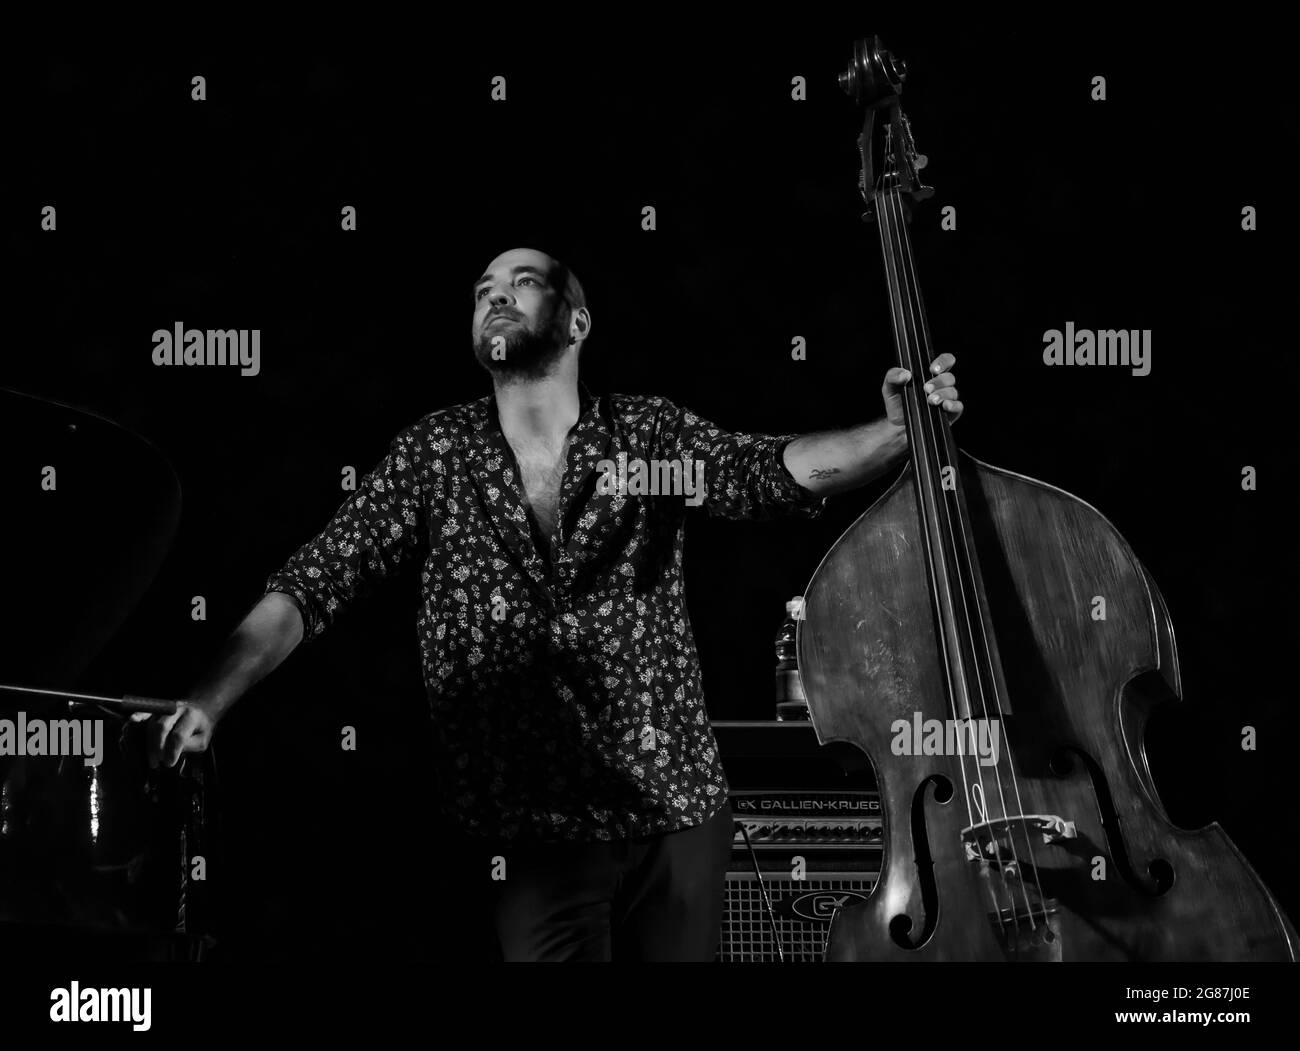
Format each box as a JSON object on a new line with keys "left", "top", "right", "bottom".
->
{"left": 799, "top": 452, "right": 1299, "bottom": 961}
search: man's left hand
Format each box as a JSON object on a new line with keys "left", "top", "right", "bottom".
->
{"left": 882, "top": 353, "right": 962, "bottom": 426}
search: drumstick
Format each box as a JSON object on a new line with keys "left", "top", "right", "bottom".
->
{"left": 0, "top": 682, "right": 179, "bottom": 716}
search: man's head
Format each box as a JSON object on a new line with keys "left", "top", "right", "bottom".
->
{"left": 471, "top": 247, "right": 591, "bottom": 380}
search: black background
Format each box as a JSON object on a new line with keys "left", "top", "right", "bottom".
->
{"left": 3, "top": 20, "right": 1294, "bottom": 959}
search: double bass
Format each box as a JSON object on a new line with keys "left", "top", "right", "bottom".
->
{"left": 798, "top": 36, "right": 1297, "bottom": 961}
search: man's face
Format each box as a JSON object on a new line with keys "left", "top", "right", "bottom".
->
{"left": 471, "top": 248, "right": 572, "bottom": 379}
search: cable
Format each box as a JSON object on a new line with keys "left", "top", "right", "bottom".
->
{"left": 735, "top": 819, "right": 785, "bottom": 963}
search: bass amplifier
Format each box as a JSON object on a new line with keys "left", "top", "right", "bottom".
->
{"left": 718, "top": 788, "right": 882, "bottom": 962}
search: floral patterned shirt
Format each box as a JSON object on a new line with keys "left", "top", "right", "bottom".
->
{"left": 263, "top": 382, "right": 826, "bottom": 842}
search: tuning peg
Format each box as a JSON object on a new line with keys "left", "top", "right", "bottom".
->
{"left": 915, "top": 154, "right": 929, "bottom": 170}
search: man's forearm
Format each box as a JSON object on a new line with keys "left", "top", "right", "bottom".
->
{"left": 188, "top": 590, "right": 305, "bottom": 719}
{"left": 782, "top": 417, "right": 909, "bottom": 498}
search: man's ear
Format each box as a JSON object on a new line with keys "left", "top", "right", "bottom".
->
{"left": 570, "top": 307, "right": 592, "bottom": 345}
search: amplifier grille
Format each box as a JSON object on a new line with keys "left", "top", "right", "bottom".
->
{"left": 716, "top": 871, "right": 876, "bottom": 962}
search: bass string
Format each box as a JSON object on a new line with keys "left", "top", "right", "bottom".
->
{"left": 877, "top": 183, "right": 1017, "bottom": 933}
{"left": 926, "top": 308, "right": 1054, "bottom": 933}
{"left": 873, "top": 135, "right": 1016, "bottom": 936}
{"left": 873, "top": 135, "right": 979, "bottom": 824}
{"left": 881, "top": 134, "right": 1050, "bottom": 932}
{"left": 873, "top": 174, "right": 969, "bottom": 813}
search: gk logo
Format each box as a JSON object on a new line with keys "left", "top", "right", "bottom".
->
{"left": 790, "top": 891, "right": 868, "bottom": 922}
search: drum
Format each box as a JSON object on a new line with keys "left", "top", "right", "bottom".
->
{"left": 0, "top": 712, "right": 214, "bottom": 960}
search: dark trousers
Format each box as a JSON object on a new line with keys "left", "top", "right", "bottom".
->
{"left": 485, "top": 804, "right": 734, "bottom": 962}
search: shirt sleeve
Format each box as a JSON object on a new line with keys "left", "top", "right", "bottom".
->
{"left": 653, "top": 397, "right": 827, "bottom": 522}
{"left": 263, "top": 425, "right": 429, "bottom": 642}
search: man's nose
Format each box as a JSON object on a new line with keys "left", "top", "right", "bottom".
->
{"left": 487, "top": 288, "right": 513, "bottom": 308}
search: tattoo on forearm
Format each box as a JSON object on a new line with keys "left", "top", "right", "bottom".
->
{"left": 809, "top": 467, "right": 842, "bottom": 480}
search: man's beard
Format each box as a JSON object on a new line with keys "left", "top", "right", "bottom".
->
{"left": 473, "top": 310, "right": 570, "bottom": 381}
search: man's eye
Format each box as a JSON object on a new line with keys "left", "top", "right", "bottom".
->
{"left": 476, "top": 277, "right": 535, "bottom": 299}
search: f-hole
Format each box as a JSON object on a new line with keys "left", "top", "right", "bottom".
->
{"left": 1070, "top": 745, "right": 1174, "bottom": 896}
{"left": 891, "top": 774, "right": 951, "bottom": 949}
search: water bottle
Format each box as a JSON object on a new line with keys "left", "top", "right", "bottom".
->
{"left": 774, "top": 596, "right": 809, "bottom": 720}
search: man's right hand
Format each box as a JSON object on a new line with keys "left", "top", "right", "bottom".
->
{"left": 129, "top": 590, "right": 307, "bottom": 769}
{"left": 133, "top": 701, "right": 219, "bottom": 769}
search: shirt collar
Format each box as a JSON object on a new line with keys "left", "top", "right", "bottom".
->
{"left": 471, "top": 379, "right": 602, "bottom": 443}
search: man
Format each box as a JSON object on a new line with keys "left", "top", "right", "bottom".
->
{"left": 143, "top": 246, "right": 962, "bottom": 961}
